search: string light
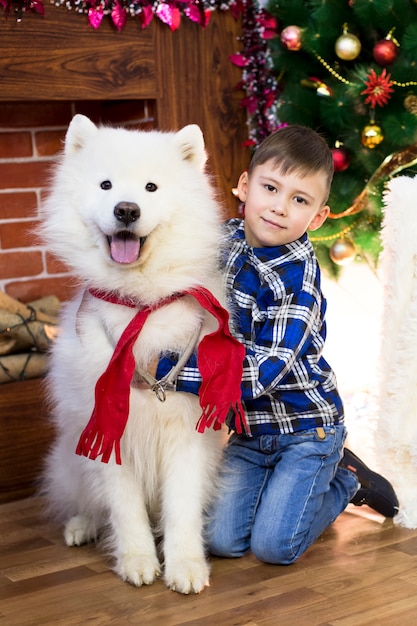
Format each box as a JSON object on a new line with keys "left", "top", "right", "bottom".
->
{"left": 314, "top": 54, "right": 351, "bottom": 85}
{"left": 392, "top": 80, "right": 417, "bottom": 87}
{"left": 315, "top": 53, "right": 417, "bottom": 89}
{"left": 309, "top": 220, "right": 359, "bottom": 242}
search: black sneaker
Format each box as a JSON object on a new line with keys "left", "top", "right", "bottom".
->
{"left": 339, "top": 448, "right": 399, "bottom": 518}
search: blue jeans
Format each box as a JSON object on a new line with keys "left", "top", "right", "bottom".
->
{"left": 207, "top": 424, "right": 358, "bottom": 564}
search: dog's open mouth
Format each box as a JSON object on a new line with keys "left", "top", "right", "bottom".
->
{"left": 107, "top": 231, "right": 145, "bottom": 265}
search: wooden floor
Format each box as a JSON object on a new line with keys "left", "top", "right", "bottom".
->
{"left": 1, "top": 499, "right": 417, "bottom": 625}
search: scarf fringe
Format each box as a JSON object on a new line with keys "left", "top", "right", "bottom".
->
{"left": 196, "top": 401, "right": 248, "bottom": 434}
{"left": 233, "top": 401, "right": 249, "bottom": 435}
{"left": 76, "top": 426, "right": 122, "bottom": 465}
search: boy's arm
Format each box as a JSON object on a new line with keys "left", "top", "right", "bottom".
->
{"left": 156, "top": 353, "right": 202, "bottom": 394}
{"left": 155, "top": 289, "right": 320, "bottom": 399}
{"left": 241, "top": 288, "right": 321, "bottom": 400}
{"left": 155, "top": 289, "right": 318, "bottom": 399}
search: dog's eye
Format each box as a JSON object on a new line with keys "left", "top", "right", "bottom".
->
{"left": 100, "top": 180, "right": 112, "bottom": 190}
{"left": 145, "top": 182, "right": 158, "bottom": 192}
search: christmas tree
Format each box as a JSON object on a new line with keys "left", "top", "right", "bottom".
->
{"left": 265, "top": 0, "right": 417, "bottom": 274}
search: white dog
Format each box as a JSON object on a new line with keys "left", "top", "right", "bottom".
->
{"left": 39, "top": 115, "right": 244, "bottom": 594}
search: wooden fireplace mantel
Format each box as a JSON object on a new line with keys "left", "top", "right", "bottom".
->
{"left": 0, "top": 6, "right": 248, "bottom": 214}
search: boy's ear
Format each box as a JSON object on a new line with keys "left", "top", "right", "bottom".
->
{"left": 308, "top": 205, "right": 330, "bottom": 232}
{"left": 236, "top": 170, "right": 249, "bottom": 202}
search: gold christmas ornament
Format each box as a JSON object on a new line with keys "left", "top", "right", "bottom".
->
{"left": 404, "top": 95, "right": 417, "bottom": 115}
{"left": 329, "top": 237, "right": 356, "bottom": 265}
{"left": 361, "top": 123, "right": 384, "bottom": 148}
{"left": 335, "top": 24, "right": 361, "bottom": 61}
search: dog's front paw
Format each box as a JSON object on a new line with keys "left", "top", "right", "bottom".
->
{"left": 64, "top": 515, "right": 96, "bottom": 546}
{"left": 164, "top": 557, "right": 210, "bottom": 594}
{"left": 115, "top": 553, "right": 162, "bottom": 587}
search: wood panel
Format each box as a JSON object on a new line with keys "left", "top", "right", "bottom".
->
{"left": 1, "top": 497, "right": 417, "bottom": 624}
{"left": 0, "top": 9, "right": 156, "bottom": 100}
{"left": 153, "top": 11, "right": 248, "bottom": 215}
{"left": 0, "top": 379, "right": 53, "bottom": 504}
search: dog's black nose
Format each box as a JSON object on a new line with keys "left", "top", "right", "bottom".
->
{"left": 114, "top": 202, "right": 140, "bottom": 225}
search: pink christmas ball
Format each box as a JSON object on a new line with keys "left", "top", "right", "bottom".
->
{"left": 280, "top": 25, "right": 302, "bottom": 51}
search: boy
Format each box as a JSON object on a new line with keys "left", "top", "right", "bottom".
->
{"left": 156, "top": 125, "right": 398, "bottom": 564}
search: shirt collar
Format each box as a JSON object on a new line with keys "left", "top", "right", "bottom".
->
{"left": 228, "top": 219, "right": 314, "bottom": 266}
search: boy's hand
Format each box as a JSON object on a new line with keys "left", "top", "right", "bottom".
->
{"left": 147, "top": 358, "right": 159, "bottom": 379}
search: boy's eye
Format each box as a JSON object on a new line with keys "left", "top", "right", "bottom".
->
{"left": 294, "top": 196, "right": 307, "bottom": 204}
{"left": 265, "top": 184, "right": 276, "bottom": 193}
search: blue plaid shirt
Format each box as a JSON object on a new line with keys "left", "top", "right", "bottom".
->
{"left": 157, "top": 218, "right": 344, "bottom": 435}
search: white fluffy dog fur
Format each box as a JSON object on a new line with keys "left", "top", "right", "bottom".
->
{"left": 39, "top": 114, "right": 227, "bottom": 593}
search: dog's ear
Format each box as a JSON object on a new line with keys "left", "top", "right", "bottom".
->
{"left": 65, "top": 114, "right": 98, "bottom": 156}
{"left": 175, "top": 124, "right": 207, "bottom": 170}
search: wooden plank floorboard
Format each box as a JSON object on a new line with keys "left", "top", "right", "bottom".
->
{"left": 1, "top": 498, "right": 417, "bottom": 625}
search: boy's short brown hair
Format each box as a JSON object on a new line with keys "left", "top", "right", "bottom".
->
{"left": 249, "top": 125, "right": 334, "bottom": 203}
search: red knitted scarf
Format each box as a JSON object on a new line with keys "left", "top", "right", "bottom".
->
{"left": 76, "top": 286, "right": 247, "bottom": 464}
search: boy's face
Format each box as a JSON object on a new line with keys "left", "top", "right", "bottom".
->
{"left": 237, "top": 160, "right": 330, "bottom": 248}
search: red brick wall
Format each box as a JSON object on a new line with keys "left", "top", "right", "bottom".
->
{"left": 0, "top": 100, "right": 155, "bottom": 304}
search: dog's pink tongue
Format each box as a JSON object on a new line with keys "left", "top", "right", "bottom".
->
{"left": 110, "top": 234, "right": 140, "bottom": 264}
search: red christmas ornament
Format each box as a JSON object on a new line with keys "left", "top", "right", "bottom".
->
{"left": 373, "top": 38, "right": 398, "bottom": 66}
{"left": 280, "top": 25, "right": 302, "bottom": 51}
{"left": 331, "top": 146, "right": 350, "bottom": 172}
